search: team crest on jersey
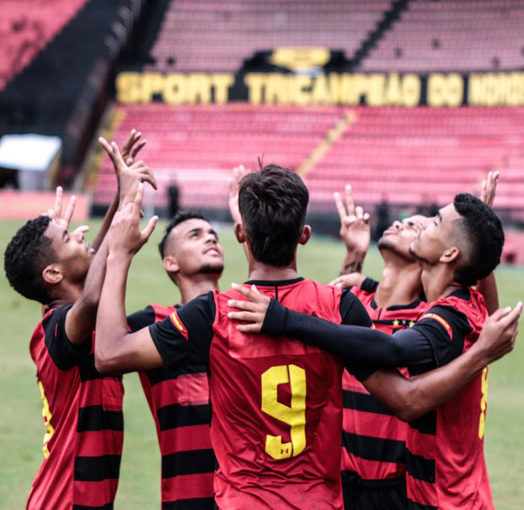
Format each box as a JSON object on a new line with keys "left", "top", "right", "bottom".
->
{"left": 169, "top": 310, "right": 189, "bottom": 340}
{"left": 422, "top": 313, "right": 453, "bottom": 339}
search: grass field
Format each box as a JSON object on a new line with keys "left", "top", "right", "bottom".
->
{"left": 1, "top": 217, "right": 523, "bottom": 509}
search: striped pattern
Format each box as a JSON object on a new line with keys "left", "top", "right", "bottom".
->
{"left": 132, "top": 304, "right": 215, "bottom": 509}
{"left": 342, "top": 287, "right": 425, "bottom": 508}
{"left": 28, "top": 306, "right": 123, "bottom": 510}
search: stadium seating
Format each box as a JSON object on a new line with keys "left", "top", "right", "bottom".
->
{"left": 0, "top": 0, "right": 88, "bottom": 91}
{"left": 362, "top": 0, "right": 524, "bottom": 71}
{"left": 94, "top": 104, "right": 524, "bottom": 216}
{"left": 146, "top": 0, "right": 391, "bottom": 72}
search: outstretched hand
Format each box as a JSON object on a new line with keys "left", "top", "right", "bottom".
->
{"left": 227, "top": 283, "right": 271, "bottom": 333}
{"left": 120, "top": 129, "right": 147, "bottom": 166}
{"left": 334, "top": 184, "right": 370, "bottom": 255}
{"left": 99, "top": 135, "right": 157, "bottom": 206}
{"left": 108, "top": 183, "right": 158, "bottom": 257}
{"left": 476, "top": 301, "right": 521, "bottom": 364}
{"left": 481, "top": 170, "right": 499, "bottom": 208}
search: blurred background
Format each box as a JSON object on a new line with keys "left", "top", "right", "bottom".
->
{"left": 1, "top": 1, "right": 524, "bottom": 508}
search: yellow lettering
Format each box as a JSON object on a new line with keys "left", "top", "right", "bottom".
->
{"left": 212, "top": 73, "right": 234, "bottom": 104}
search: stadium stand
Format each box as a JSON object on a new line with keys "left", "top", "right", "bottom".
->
{"left": 94, "top": 104, "right": 524, "bottom": 222}
{"left": 362, "top": 0, "right": 524, "bottom": 72}
{"left": 0, "top": 0, "right": 89, "bottom": 91}
{"left": 145, "top": 0, "right": 392, "bottom": 72}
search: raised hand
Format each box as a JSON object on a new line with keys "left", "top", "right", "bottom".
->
{"left": 47, "top": 186, "right": 76, "bottom": 230}
{"left": 99, "top": 136, "right": 157, "bottom": 206}
{"left": 120, "top": 129, "right": 146, "bottom": 166}
{"left": 475, "top": 302, "right": 521, "bottom": 364}
{"left": 227, "top": 283, "right": 270, "bottom": 333}
{"left": 108, "top": 183, "right": 158, "bottom": 257}
{"left": 334, "top": 184, "right": 371, "bottom": 257}
{"left": 228, "top": 164, "right": 251, "bottom": 224}
{"left": 481, "top": 170, "right": 499, "bottom": 208}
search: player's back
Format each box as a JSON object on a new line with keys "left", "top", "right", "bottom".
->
{"left": 210, "top": 278, "right": 357, "bottom": 510}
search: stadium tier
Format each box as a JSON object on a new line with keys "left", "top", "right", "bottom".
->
{"left": 362, "top": 0, "right": 524, "bottom": 72}
{"left": 0, "top": 0, "right": 88, "bottom": 91}
{"left": 146, "top": 0, "right": 391, "bottom": 72}
{"left": 94, "top": 104, "right": 524, "bottom": 214}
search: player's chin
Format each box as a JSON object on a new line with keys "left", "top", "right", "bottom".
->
{"left": 199, "top": 262, "right": 225, "bottom": 275}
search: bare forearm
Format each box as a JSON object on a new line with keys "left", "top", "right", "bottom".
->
{"left": 65, "top": 237, "right": 109, "bottom": 343}
{"left": 366, "top": 344, "right": 489, "bottom": 421}
{"left": 477, "top": 272, "right": 498, "bottom": 315}
{"left": 340, "top": 250, "right": 365, "bottom": 276}
{"left": 91, "top": 195, "right": 119, "bottom": 251}
{"left": 95, "top": 254, "right": 132, "bottom": 372}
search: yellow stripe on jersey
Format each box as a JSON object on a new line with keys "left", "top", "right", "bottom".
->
{"left": 422, "top": 313, "right": 453, "bottom": 339}
{"left": 169, "top": 310, "right": 188, "bottom": 339}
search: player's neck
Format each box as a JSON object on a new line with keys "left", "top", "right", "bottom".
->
{"left": 375, "top": 260, "right": 422, "bottom": 308}
{"left": 46, "top": 281, "right": 83, "bottom": 309}
{"left": 420, "top": 262, "right": 463, "bottom": 302}
{"left": 247, "top": 260, "right": 300, "bottom": 283}
{"left": 178, "top": 275, "right": 220, "bottom": 305}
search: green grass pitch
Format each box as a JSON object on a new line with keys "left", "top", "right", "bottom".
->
{"left": 0, "top": 218, "right": 523, "bottom": 509}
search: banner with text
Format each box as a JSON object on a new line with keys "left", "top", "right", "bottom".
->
{"left": 116, "top": 49, "right": 524, "bottom": 107}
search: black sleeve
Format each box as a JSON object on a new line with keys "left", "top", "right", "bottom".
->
{"left": 409, "top": 305, "right": 471, "bottom": 372}
{"left": 42, "top": 305, "right": 91, "bottom": 370}
{"left": 127, "top": 305, "right": 156, "bottom": 332}
{"left": 361, "top": 277, "right": 379, "bottom": 294}
{"left": 149, "top": 292, "right": 215, "bottom": 368}
{"left": 339, "top": 289, "right": 372, "bottom": 327}
{"left": 261, "top": 299, "right": 429, "bottom": 368}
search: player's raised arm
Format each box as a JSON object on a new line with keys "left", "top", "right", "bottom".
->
{"left": 476, "top": 170, "right": 500, "bottom": 314}
{"left": 360, "top": 302, "right": 521, "bottom": 421}
{"left": 334, "top": 184, "right": 370, "bottom": 276}
{"left": 95, "top": 184, "right": 162, "bottom": 374}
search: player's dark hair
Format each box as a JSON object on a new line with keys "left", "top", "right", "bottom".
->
{"left": 4, "top": 215, "right": 57, "bottom": 304}
{"left": 158, "top": 210, "right": 206, "bottom": 258}
{"left": 238, "top": 164, "right": 309, "bottom": 266}
{"left": 452, "top": 193, "right": 504, "bottom": 286}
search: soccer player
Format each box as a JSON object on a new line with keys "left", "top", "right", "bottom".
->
{"left": 332, "top": 174, "right": 499, "bottom": 510}
{"left": 95, "top": 165, "right": 374, "bottom": 509}
{"left": 228, "top": 192, "right": 521, "bottom": 510}
{"left": 127, "top": 211, "right": 224, "bottom": 509}
{"left": 3, "top": 131, "right": 155, "bottom": 510}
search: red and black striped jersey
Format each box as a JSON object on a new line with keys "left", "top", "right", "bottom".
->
{"left": 127, "top": 303, "right": 215, "bottom": 510}
{"left": 27, "top": 304, "right": 123, "bottom": 510}
{"left": 342, "top": 285, "right": 426, "bottom": 487}
{"left": 405, "top": 287, "right": 493, "bottom": 510}
{"left": 148, "top": 278, "right": 372, "bottom": 510}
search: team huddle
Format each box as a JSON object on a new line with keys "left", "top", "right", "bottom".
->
{"left": 4, "top": 131, "right": 521, "bottom": 510}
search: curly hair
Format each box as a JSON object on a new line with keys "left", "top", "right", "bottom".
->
{"left": 4, "top": 215, "right": 57, "bottom": 304}
{"left": 453, "top": 193, "right": 504, "bottom": 286}
{"left": 238, "top": 164, "right": 309, "bottom": 266}
{"left": 158, "top": 210, "right": 206, "bottom": 258}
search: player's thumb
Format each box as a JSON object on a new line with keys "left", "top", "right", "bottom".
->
{"left": 142, "top": 216, "right": 159, "bottom": 242}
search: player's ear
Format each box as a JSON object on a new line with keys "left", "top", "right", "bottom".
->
{"left": 298, "top": 225, "right": 312, "bottom": 245}
{"left": 234, "top": 222, "right": 246, "bottom": 244}
{"left": 440, "top": 245, "right": 460, "bottom": 264}
{"left": 42, "top": 264, "right": 64, "bottom": 285}
{"left": 163, "top": 255, "right": 179, "bottom": 274}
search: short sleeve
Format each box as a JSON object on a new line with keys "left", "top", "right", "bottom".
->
{"left": 411, "top": 305, "right": 472, "bottom": 370}
{"left": 149, "top": 292, "right": 215, "bottom": 368}
{"left": 339, "top": 289, "right": 372, "bottom": 327}
{"left": 361, "top": 277, "right": 379, "bottom": 294}
{"left": 127, "top": 305, "right": 156, "bottom": 332}
{"left": 42, "top": 305, "right": 92, "bottom": 370}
